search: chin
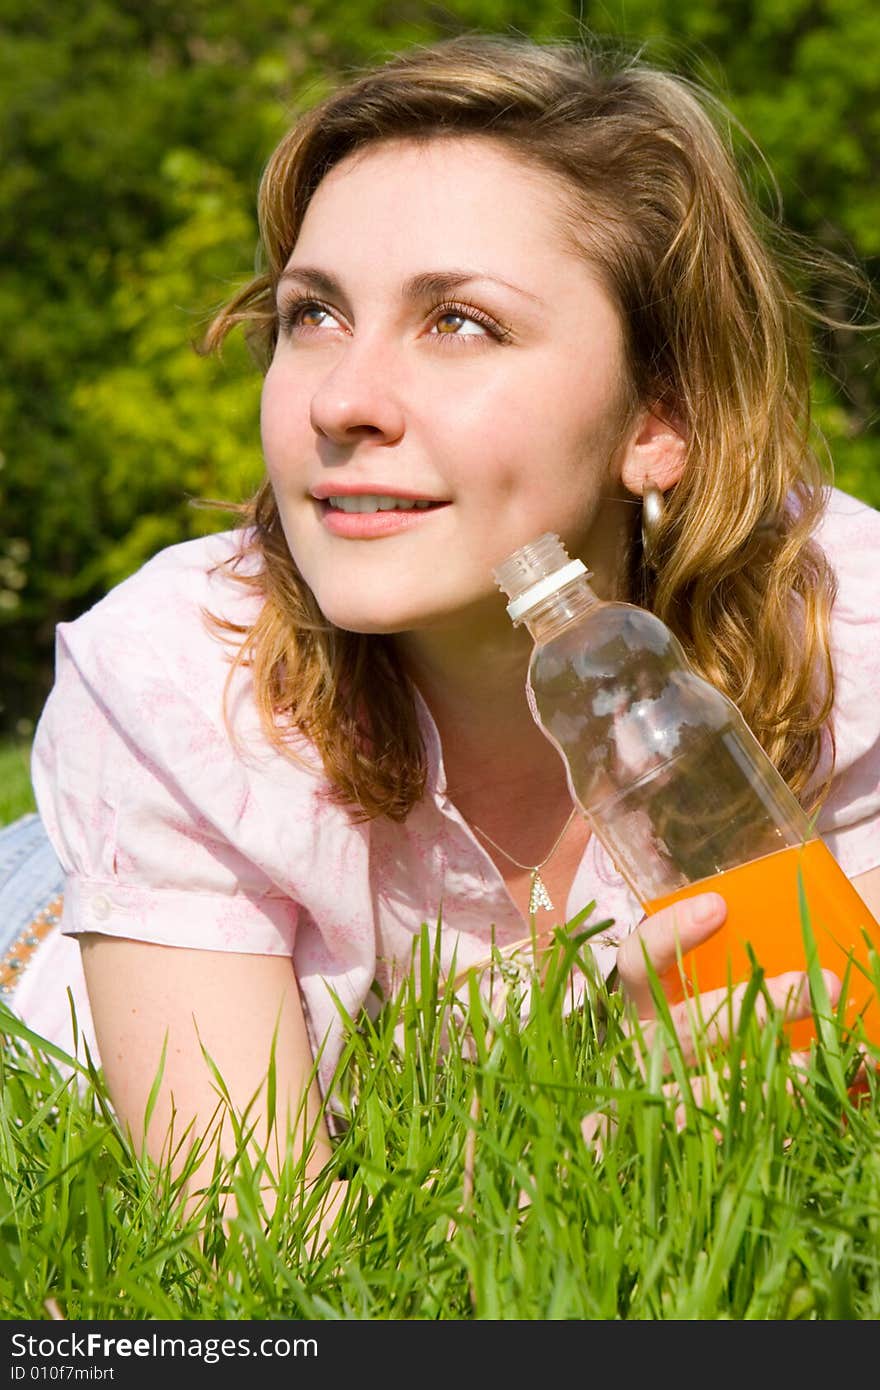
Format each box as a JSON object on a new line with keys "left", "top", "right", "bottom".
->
{"left": 315, "top": 588, "right": 469, "bottom": 637}
{"left": 328, "top": 616, "right": 408, "bottom": 636}
{"left": 312, "top": 597, "right": 420, "bottom": 637}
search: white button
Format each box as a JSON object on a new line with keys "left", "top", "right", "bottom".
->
{"left": 91, "top": 895, "right": 111, "bottom": 921}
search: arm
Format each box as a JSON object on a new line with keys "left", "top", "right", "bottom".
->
{"left": 80, "top": 934, "right": 335, "bottom": 1223}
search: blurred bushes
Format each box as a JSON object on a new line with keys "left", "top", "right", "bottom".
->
{"left": 2, "top": 0, "right": 878, "bottom": 730}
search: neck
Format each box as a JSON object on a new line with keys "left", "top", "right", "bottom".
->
{"left": 394, "top": 637, "right": 574, "bottom": 844}
{"left": 396, "top": 622, "right": 588, "bottom": 908}
{"left": 405, "top": 631, "right": 577, "bottom": 866}
{"left": 398, "top": 616, "right": 547, "bottom": 791}
{"left": 394, "top": 493, "right": 636, "bottom": 811}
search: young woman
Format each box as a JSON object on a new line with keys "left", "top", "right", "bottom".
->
{"left": 5, "top": 33, "right": 879, "bottom": 1210}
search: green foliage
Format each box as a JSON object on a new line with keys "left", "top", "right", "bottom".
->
{"left": 1, "top": 0, "right": 303, "bottom": 726}
{"left": 2, "top": 1, "right": 878, "bottom": 729}
{"left": 0, "top": 740, "right": 36, "bottom": 825}
{"left": 2, "top": 922, "right": 879, "bottom": 1319}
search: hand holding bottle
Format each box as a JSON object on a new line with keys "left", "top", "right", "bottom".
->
{"left": 615, "top": 889, "right": 843, "bottom": 1060}
{"left": 493, "top": 534, "right": 880, "bottom": 1051}
{"left": 579, "top": 891, "right": 851, "bottom": 1155}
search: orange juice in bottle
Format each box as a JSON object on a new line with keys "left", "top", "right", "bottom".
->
{"left": 493, "top": 534, "right": 880, "bottom": 1047}
{"left": 646, "top": 838, "right": 880, "bottom": 1047}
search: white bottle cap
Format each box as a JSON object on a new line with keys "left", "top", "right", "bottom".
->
{"left": 505, "top": 558, "right": 588, "bottom": 623}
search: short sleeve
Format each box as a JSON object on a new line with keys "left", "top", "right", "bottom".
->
{"left": 30, "top": 536, "right": 300, "bottom": 956}
{"left": 811, "top": 489, "right": 880, "bottom": 878}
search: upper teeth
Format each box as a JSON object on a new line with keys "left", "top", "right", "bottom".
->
{"left": 327, "top": 495, "right": 434, "bottom": 513}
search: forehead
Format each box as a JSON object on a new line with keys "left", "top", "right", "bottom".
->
{"left": 293, "top": 135, "right": 578, "bottom": 274}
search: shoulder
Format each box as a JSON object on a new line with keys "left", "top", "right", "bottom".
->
{"left": 71, "top": 529, "right": 262, "bottom": 639}
{"left": 53, "top": 529, "right": 263, "bottom": 708}
{"left": 811, "top": 486, "right": 880, "bottom": 685}
{"left": 811, "top": 487, "right": 879, "bottom": 674}
{"left": 28, "top": 533, "right": 332, "bottom": 976}
{"left": 40, "top": 526, "right": 328, "bottom": 789}
{"left": 812, "top": 485, "right": 880, "bottom": 573}
{"left": 38, "top": 528, "right": 295, "bottom": 793}
{"left": 808, "top": 488, "right": 880, "bottom": 872}
{"left": 32, "top": 526, "right": 330, "bottom": 897}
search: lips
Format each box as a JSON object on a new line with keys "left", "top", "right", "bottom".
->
{"left": 314, "top": 492, "right": 450, "bottom": 537}
{"left": 326, "top": 494, "right": 439, "bottom": 513}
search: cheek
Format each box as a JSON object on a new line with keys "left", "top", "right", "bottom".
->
{"left": 475, "top": 350, "right": 627, "bottom": 452}
{"left": 259, "top": 369, "right": 283, "bottom": 463}
{"left": 470, "top": 392, "right": 623, "bottom": 506}
{"left": 260, "top": 362, "right": 308, "bottom": 473}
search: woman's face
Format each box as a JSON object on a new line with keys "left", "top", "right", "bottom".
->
{"left": 261, "top": 135, "right": 636, "bottom": 636}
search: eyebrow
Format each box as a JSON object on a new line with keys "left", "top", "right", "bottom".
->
{"left": 276, "top": 265, "right": 541, "bottom": 304}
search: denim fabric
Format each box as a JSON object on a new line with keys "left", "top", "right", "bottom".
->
{"left": 0, "top": 813, "right": 64, "bottom": 956}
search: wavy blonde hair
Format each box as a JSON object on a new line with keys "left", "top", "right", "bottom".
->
{"left": 201, "top": 32, "right": 845, "bottom": 822}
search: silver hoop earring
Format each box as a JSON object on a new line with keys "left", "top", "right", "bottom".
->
{"left": 641, "top": 483, "right": 666, "bottom": 570}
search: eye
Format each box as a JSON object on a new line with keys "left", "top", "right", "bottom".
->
{"left": 432, "top": 311, "right": 486, "bottom": 336}
{"left": 428, "top": 301, "right": 509, "bottom": 344}
{"left": 276, "top": 294, "right": 509, "bottom": 343}
{"left": 277, "top": 296, "right": 343, "bottom": 335}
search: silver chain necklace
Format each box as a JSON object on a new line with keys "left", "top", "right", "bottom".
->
{"left": 468, "top": 806, "right": 578, "bottom": 915}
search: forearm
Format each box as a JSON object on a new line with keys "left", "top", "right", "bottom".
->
{"left": 79, "top": 934, "right": 334, "bottom": 1226}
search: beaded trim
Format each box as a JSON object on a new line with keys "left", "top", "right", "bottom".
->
{"left": 0, "top": 893, "right": 63, "bottom": 998}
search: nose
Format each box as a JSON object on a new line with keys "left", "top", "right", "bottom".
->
{"left": 309, "top": 341, "right": 406, "bottom": 446}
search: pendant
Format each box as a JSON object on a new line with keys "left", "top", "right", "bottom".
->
{"left": 528, "top": 870, "right": 554, "bottom": 915}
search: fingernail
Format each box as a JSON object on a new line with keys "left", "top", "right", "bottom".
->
{"left": 691, "top": 893, "right": 723, "bottom": 924}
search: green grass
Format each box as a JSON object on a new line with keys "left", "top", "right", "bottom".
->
{"left": 0, "top": 739, "right": 36, "bottom": 826}
{"left": 2, "top": 917, "right": 879, "bottom": 1320}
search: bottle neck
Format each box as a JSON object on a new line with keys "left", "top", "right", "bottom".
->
{"left": 520, "top": 577, "right": 601, "bottom": 642}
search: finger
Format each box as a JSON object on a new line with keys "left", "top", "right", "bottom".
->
{"left": 617, "top": 892, "right": 727, "bottom": 1016}
{"left": 761, "top": 968, "right": 841, "bottom": 1023}
{"left": 662, "top": 1075, "right": 724, "bottom": 1139}
{"left": 632, "top": 968, "right": 841, "bottom": 1065}
{"left": 847, "top": 1050, "right": 875, "bottom": 1101}
{"left": 789, "top": 1049, "right": 813, "bottom": 1072}
{"left": 581, "top": 1106, "right": 616, "bottom": 1160}
{"left": 789, "top": 1039, "right": 875, "bottom": 1099}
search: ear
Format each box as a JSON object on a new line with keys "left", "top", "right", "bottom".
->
{"left": 618, "top": 406, "right": 687, "bottom": 497}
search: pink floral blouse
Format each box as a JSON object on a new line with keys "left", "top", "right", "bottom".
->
{"left": 17, "top": 486, "right": 880, "bottom": 1094}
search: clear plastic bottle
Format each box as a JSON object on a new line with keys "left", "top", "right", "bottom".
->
{"left": 493, "top": 533, "right": 880, "bottom": 1046}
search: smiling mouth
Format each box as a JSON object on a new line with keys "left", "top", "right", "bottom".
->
{"left": 324, "top": 495, "right": 446, "bottom": 514}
